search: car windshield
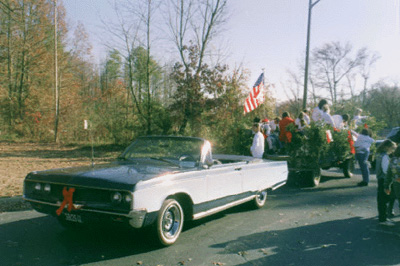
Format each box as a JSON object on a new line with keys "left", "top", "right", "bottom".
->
{"left": 120, "top": 137, "right": 204, "bottom": 163}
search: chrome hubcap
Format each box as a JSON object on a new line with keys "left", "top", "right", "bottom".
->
{"left": 162, "top": 205, "right": 181, "bottom": 238}
{"left": 256, "top": 191, "right": 267, "bottom": 204}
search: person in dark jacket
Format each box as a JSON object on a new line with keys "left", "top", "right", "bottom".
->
{"left": 376, "top": 139, "right": 397, "bottom": 225}
{"left": 385, "top": 145, "right": 400, "bottom": 218}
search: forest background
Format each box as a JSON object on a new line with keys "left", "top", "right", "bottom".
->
{"left": 1, "top": 0, "right": 400, "bottom": 155}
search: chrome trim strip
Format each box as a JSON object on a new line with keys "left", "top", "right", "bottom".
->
{"left": 271, "top": 181, "right": 287, "bottom": 191}
{"left": 192, "top": 195, "right": 255, "bottom": 220}
{"left": 24, "top": 196, "right": 132, "bottom": 217}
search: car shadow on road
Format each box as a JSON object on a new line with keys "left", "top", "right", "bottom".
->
{"left": 210, "top": 216, "right": 400, "bottom": 266}
{"left": 0, "top": 215, "right": 161, "bottom": 266}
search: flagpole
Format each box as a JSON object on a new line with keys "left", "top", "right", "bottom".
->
{"left": 302, "top": 0, "right": 321, "bottom": 110}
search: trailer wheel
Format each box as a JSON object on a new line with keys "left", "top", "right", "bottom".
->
{"left": 286, "top": 171, "right": 299, "bottom": 187}
{"left": 342, "top": 157, "right": 355, "bottom": 178}
{"left": 303, "top": 168, "right": 321, "bottom": 187}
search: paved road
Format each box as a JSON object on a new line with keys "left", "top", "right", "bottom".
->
{"left": 1, "top": 168, "right": 400, "bottom": 266}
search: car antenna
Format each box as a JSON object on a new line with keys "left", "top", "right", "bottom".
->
{"left": 84, "top": 120, "right": 95, "bottom": 168}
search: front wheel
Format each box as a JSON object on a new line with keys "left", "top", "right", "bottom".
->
{"left": 156, "top": 199, "right": 184, "bottom": 246}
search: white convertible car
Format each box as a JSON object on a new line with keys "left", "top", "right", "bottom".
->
{"left": 24, "top": 136, "right": 287, "bottom": 246}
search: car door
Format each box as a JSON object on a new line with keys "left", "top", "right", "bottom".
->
{"left": 205, "top": 162, "right": 245, "bottom": 206}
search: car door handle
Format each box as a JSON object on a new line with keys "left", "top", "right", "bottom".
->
{"left": 235, "top": 167, "right": 242, "bottom": 171}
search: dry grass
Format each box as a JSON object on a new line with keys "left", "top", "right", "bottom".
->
{"left": 0, "top": 142, "right": 122, "bottom": 197}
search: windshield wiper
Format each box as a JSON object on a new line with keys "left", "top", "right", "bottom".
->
{"left": 150, "top": 157, "right": 181, "bottom": 167}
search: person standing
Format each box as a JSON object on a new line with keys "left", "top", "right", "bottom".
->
{"left": 312, "top": 99, "right": 328, "bottom": 122}
{"left": 321, "top": 104, "right": 336, "bottom": 128}
{"left": 354, "top": 128, "right": 374, "bottom": 186}
{"left": 332, "top": 114, "right": 350, "bottom": 130}
{"left": 385, "top": 145, "right": 400, "bottom": 218}
{"left": 279, "top": 112, "right": 295, "bottom": 144}
{"left": 375, "top": 140, "right": 397, "bottom": 225}
{"left": 250, "top": 123, "right": 264, "bottom": 159}
{"left": 353, "top": 108, "right": 368, "bottom": 127}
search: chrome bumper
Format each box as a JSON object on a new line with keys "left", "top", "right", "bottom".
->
{"left": 128, "top": 209, "right": 147, "bottom": 228}
{"left": 24, "top": 196, "right": 148, "bottom": 228}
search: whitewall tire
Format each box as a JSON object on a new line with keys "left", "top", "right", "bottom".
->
{"left": 156, "top": 199, "right": 184, "bottom": 246}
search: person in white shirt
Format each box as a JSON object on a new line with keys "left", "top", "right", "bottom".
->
{"left": 261, "top": 118, "right": 271, "bottom": 135}
{"left": 250, "top": 123, "right": 264, "bottom": 159}
{"left": 269, "top": 118, "right": 279, "bottom": 133}
{"left": 303, "top": 109, "right": 311, "bottom": 125}
{"left": 354, "top": 128, "right": 375, "bottom": 186}
{"left": 295, "top": 112, "right": 308, "bottom": 131}
{"left": 312, "top": 99, "right": 328, "bottom": 122}
{"left": 353, "top": 108, "right": 368, "bottom": 127}
{"left": 332, "top": 114, "right": 350, "bottom": 130}
{"left": 321, "top": 104, "right": 336, "bottom": 128}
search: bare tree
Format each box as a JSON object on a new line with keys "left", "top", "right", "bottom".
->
{"left": 310, "top": 41, "right": 368, "bottom": 106}
{"left": 101, "top": 1, "right": 141, "bottom": 113}
{"left": 134, "top": 0, "right": 161, "bottom": 134}
{"left": 166, "top": 0, "right": 228, "bottom": 134}
{"left": 283, "top": 70, "right": 303, "bottom": 115}
{"left": 364, "top": 83, "right": 400, "bottom": 127}
{"left": 359, "top": 51, "right": 379, "bottom": 105}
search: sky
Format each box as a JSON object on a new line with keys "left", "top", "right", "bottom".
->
{"left": 63, "top": 0, "right": 400, "bottom": 102}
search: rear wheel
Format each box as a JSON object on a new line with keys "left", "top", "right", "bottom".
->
{"left": 251, "top": 190, "right": 267, "bottom": 209}
{"left": 156, "top": 199, "right": 184, "bottom": 246}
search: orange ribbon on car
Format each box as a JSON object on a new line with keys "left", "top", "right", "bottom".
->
{"left": 56, "top": 187, "right": 77, "bottom": 216}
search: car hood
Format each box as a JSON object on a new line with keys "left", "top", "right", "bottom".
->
{"left": 25, "top": 160, "right": 183, "bottom": 191}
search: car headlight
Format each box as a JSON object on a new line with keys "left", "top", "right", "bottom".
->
{"left": 111, "top": 192, "right": 122, "bottom": 203}
{"left": 44, "top": 184, "right": 51, "bottom": 192}
{"left": 34, "top": 183, "right": 42, "bottom": 191}
{"left": 124, "top": 194, "right": 133, "bottom": 204}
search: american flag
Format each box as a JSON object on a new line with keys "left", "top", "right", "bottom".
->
{"left": 244, "top": 73, "right": 265, "bottom": 114}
